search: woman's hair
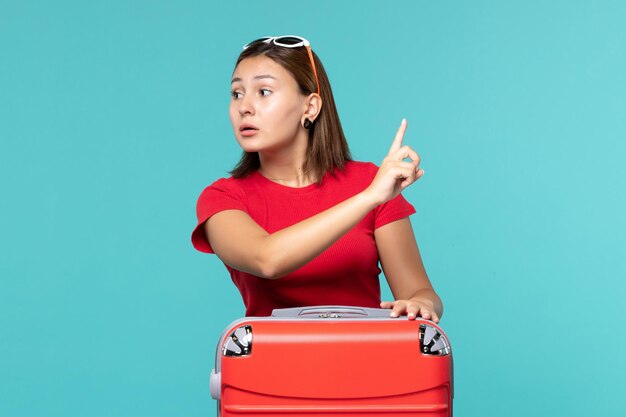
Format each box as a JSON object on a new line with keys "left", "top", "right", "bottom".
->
{"left": 229, "top": 40, "right": 352, "bottom": 183}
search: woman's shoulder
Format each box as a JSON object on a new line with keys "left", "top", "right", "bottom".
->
{"left": 337, "top": 160, "right": 379, "bottom": 176}
{"left": 321, "top": 161, "right": 378, "bottom": 191}
{"left": 201, "top": 175, "right": 235, "bottom": 191}
{"left": 197, "top": 174, "right": 251, "bottom": 200}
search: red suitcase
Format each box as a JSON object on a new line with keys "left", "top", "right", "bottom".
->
{"left": 210, "top": 305, "right": 453, "bottom": 416}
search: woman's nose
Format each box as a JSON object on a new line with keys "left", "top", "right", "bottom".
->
{"left": 238, "top": 95, "right": 254, "bottom": 116}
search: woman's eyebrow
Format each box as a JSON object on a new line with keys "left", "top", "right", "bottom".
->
{"left": 231, "top": 74, "right": 277, "bottom": 84}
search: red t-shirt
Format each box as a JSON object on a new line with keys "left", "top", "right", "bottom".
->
{"left": 191, "top": 160, "right": 416, "bottom": 316}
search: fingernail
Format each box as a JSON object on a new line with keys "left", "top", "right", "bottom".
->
{"left": 401, "top": 118, "right": 406, "bottom": 125}
{"left": 390, "top": 312, "right": 397, "bottom": 317}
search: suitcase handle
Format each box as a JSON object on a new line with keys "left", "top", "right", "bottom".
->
{"left": 271, "top": 305, "right": 392, "bottom": 318}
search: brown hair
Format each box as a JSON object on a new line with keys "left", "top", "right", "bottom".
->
{"left": 229, "top": 39, "right": 352, "bottom": 184}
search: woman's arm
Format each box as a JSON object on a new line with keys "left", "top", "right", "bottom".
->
{"left": 206, "top": 191, "right": 378, "bottom": 279}
{"left": 205, "top": 119, "right": 424, "bottom": 279}
{"left": 375, "top": 217, "right": 443, "bottom": 322}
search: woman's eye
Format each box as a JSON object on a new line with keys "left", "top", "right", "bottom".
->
{"left": 231, "top": 91, "right": 242, "bottom": 99}
{"left": 260, "top": 88, "right": 272, "bottom": 96}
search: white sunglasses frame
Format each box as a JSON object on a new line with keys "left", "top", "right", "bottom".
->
{"left": 243, "top": 35, "right": 310, "bottom": 50}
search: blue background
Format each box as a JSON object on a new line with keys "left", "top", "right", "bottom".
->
{"left": 1, "top": 1, "right": 625, "bottom": 415}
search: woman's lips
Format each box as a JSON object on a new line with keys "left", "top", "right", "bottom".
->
{"left": 239, "top": 123, "right": 259, "bottom": 137}
{"left": 240, "top": 128, "right": 259, "bottom": 137}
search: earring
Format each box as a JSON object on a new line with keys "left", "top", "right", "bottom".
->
{"left": 303, "top": 118, "right": 313, "bottom": 129}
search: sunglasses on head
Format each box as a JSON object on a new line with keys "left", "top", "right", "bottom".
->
{"left": 243, "top": 35, "right": 320, "bottom": 97}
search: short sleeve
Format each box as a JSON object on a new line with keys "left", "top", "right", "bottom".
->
{"left": 374, "top": 194, "right": 416, "bottom": 229}
{"left": 191, "top": 178, "right": 248, "bottom": 253}
{"left": 365, "top": 162, "right": 416, "bottom": 229}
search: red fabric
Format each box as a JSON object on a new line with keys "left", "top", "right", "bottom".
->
{"left": 191, "top": 161, "right": 416, "bottom": 317}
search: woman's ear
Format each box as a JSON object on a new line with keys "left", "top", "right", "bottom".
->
{"left": 302, "top": 93, "right": 322, "bottom": 125}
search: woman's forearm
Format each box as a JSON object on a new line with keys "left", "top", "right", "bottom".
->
{"left": 257, "top": 190, "right": 378, "bottom": 279}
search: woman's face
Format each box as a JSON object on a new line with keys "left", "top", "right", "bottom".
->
{"left": 229, "top": 55, "right": 308, "bottom": 154}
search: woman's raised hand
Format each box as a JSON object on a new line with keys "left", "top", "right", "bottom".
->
{"left": 364, "top": 119, "right": 424, "bottom": 205}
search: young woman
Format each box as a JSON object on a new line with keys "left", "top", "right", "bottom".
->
{"left": 191, "top": 36, "right": 443, "bottom": 322}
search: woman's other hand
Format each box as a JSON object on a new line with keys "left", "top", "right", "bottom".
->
{"left": 364, "top": 119, "right": 424, "bottom": 205}
{"left": 380, "top": 297, "right": 440, "bottom": 323}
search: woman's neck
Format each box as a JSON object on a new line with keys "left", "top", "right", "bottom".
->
{"left": 257, "top": 136, "right": 314, "bottom": 187}
{"left": 258, "top": 164, "right": 314, "bottom": 187}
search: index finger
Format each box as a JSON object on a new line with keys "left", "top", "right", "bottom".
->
{"left": 387, "top": 118, "right": 408, "bottom": 156}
